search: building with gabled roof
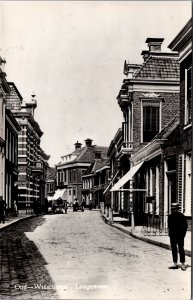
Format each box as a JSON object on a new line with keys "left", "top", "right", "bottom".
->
{"left": 129, "top": 19, "right": 192, "bottom": 230}
{"left": 55, "top": 139, "right": 108, "bottom": 205}
{"left": 110, "top": 37, "right": 181, "bottom": 226}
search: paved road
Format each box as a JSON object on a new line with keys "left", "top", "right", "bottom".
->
{"left": 0, "top": 216, "right": 57, "bottom": 299}
{"left": 0, "top": 210, "right": 191, "bottom": 299}
{"left": 28, "top": 209, "right": 191, "bottom": 300}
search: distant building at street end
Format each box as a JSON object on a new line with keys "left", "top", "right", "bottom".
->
{"left": 55, "top": 139, "right": 108, "bottom": 206}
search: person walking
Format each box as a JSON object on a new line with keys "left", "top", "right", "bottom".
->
{"left": 0, "top": 196, "right": 6, "bottom": 224}
{"left": 81, "top": 199, "right": 85, "bottom": 212}
{"left": 14, "top": 200, "right": 18, "bottom": 216}
{"left": 64, "top": 200, "right": 68, "bottom": 214}
{"left": 89, "top": 200, "right": 92, "bottom": 211}
{"left": 73, "top": 198, "right": 79, "bottom": 211}
{"left": 168, "top": 203, "right": 188, "bottom": 271}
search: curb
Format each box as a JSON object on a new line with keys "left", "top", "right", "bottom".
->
{"left": 102, "top": 214, "right": 191, "bottom": 258}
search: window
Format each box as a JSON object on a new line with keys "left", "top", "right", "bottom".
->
{"left": 61, "top": 171, "right": 64, "bottom": 183}
{"left": 185, "top": 66, "right": 192, "bottom": 125}
{"left": 73, "top": 169, "right": 76, "bottom": 181}
{"left": 69, "top": 170, "right": 72, "bottom": 181}
{"left": 64, "top": 170, "right": 66, "bottom": 182}
{"left": 185, "top": 153, "right": 191, "bottom": 216}
{"left": 142, "top": 100, "right": 160, "bottom": 143}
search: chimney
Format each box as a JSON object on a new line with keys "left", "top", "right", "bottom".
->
{"left": 141, "top": 50, "right": 149, "bottom": 62}
{"left": 95, "top": 151, "right": 102, "bottom": 159}
{"left": 124, "top": 62, "right": 142, "bottom": 78}
{"left": 146, "top": 38, "right": 164, "bottom": 52}
{"left": 74, "top": 141, "right": 82, "bottom": 150}
{"left": 24, "top": 93, "right": 37, "bottom": 117}
{"left": 85, "top": 138, "right": 93, "bottom": 147}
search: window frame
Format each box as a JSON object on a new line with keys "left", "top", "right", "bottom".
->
{"left": 184, "top": 66, "right": 192, "bottom": 127}
{"left": 141, "top": 99, "right": 162, "bottom": 143}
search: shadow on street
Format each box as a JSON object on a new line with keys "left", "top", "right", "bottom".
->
{"left": 0, "top": 216, "right": 58, "bottom": 299}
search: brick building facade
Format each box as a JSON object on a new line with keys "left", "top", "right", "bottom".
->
{"left": 110, "top": 37, "right": 181, "bottom": 227}
{"left": 5, "top": 109, "right": 20, "bottom": 212}
{"left": 6, "top": 83, "right": 50, "bottom": 213}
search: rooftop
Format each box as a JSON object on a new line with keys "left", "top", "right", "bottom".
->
{"left": 133, "top": 55, "right": 179, "bottom": 80}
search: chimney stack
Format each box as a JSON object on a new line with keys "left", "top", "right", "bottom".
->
{"left": 146, "top": 38, "right": 164, "bottom": 52}
{"left": 95, "top": 151, "right": 102, "bottom": 159}
{"left": 85, "top": 138, "right": 93, "bottom": 147}
{"left": 23, "top": 93, "right": 37, "bottom": 117}
{"left": 141, "top": 50, "right": 149, "bottom": 62}
{"left": 74, "top": 141, "right": 82, "bottom": 150}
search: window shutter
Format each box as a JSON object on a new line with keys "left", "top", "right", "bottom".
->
{"left": 178, "top": 154, "right": 184, "bottom": 212}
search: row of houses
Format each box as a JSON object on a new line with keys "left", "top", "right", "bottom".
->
{"left": 0, "top": 59, "right": 50, "bottom": 215}
{"left": 55, "top": 19, "right": 192, "bottom": 230}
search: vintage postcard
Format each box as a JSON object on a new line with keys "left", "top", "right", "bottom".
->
{"left": 0, "top": 1, "right": 191, "bottom": 299}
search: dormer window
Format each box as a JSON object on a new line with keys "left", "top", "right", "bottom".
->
{"left": 185, "top": 66, "right": 192, "bottom": 126}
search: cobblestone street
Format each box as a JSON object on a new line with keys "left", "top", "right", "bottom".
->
{"left": 0, "top": 217, "right": 57, "bottom": 299}
{"left": 0, "top": 210, "right": 191, "bottom": 299}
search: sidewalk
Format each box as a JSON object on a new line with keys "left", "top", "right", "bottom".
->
{"left": 0, "top": 214, "right": 35, "bottom": 232}
{"left": 101, "top": 214, "right": 192, "bottom": 257}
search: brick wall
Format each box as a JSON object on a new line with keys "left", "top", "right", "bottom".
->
{"left": 6, "top": 85, "right": 22, "bottom": 112}
{"left": 132, "top": 91, "right": 180, "bottom": 154}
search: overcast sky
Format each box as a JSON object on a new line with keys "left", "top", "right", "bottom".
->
{"left": 1, "top": 1, "right": 191, "bottom": 166}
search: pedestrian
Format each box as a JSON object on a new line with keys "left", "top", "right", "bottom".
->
{"left": 168, "top": 203, "right": 188, "bottom": 271}
{"left": 89, "top": 200, "right": 92, "bottom": 211}
{"left": 64, "top": 200, "right": 68, "bottom": 214}
{"left": 81, "top": 199, "right": 85, "bottom": 212}
{"left": 0, "top": 196, "right": 6, "bottom": 224}
{"left": 52, "top": 201, "right": 56, "bottom": 214}
{"left": 14, "top": 200, "right": 18, "bottom": 216}
{"left": 73, "top": 198, "right": 78, "bottom": 211}
{"left": 75, "top": 198, "right": 79, "bottom": 211}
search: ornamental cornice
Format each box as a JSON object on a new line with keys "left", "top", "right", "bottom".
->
{"left": 142, "top": 92, "right": 160, "bottom": 98}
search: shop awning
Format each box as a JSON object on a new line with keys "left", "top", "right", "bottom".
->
{"left": 52, "top": 189, "right": 66, "bottom": 200}
{"left": 47, "top": 196, "right": 53, "bottom": 201}
{"left": 103, "top": 170, "right": 119, "bottom": 194}
{"left": 110, "top": 161, "right": 144, "bottom": 192}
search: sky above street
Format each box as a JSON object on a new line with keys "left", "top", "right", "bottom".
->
{"left": 0, "top": 1, "right": 191, "bottom": 166}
